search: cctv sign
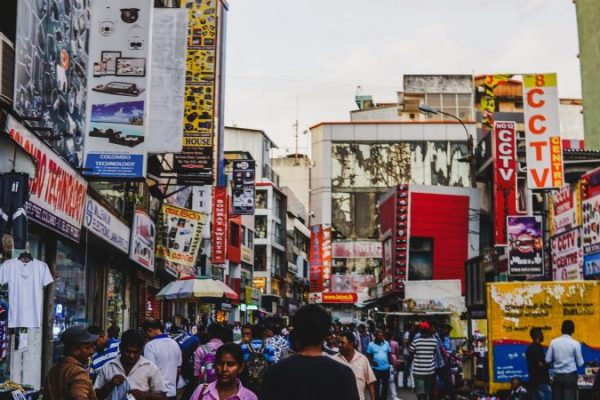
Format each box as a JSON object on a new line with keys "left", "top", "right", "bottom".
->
{"left": 493, "top": 121, "right": 517, "bottom": 245}
{"left": 523, "top": 73, "right": 564, "bottom": 189}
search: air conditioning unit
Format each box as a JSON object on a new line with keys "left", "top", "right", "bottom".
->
{"left": 0, "top": 33, "right": 15, "bottom": 106}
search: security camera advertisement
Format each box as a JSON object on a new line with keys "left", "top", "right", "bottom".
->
{"left": 83, "top": 0, "right": 153, "bottom": 178}
{"left": 507, "top": 215, "right": 544, "bottom": 276}
{"left": 231, "top": 160, "right": 256, "bottom": 215}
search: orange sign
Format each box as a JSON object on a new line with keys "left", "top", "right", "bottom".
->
{"left": 322, "top": 292, "right": 358, "bottom": 304}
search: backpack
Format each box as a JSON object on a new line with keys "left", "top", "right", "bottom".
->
{"left": 246, "top": 342, "right": 268, "bottom": 386}
{"left": 199, "top": 344, "right": 218, "bottom": 384}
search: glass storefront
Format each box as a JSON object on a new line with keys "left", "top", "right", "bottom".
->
{"left": 106, "top": 269, "right": 125, "bottom": 329}
{"left": 54, "top": 239, "right": 87, "bottom": 338}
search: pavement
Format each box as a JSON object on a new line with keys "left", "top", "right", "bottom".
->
{"left": 396, "top": 389, "right": 418, "bottom": 400}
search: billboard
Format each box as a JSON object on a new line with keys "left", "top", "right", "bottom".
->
{"left": 309, "top": 224, "right": 332, "bottom": 292}
{"left": 550, "top": 228, "right": 583, "bottom": 281}
{"left": 522, "top": 73, "right": 564, "bottom": 189}
{"left": 507, "top": 215, "right": 544, "bottom": 276}
{"left": 147, "top": 8, "right": 187, "bottom": 153}
{"left": 156, "top": 204, "right": 205, "bottom": 275}
{"left": 231, "top": 160, "right": 256, "bottom": 215}
{"left": 5, "top": 115, "right": 87, "bottom": 242}
{"left": 130, "top": 209, "right": 156, "bottom": 272}
{"left": 487, "top": 282, "right": 600, "bottom": 392}
{"left": 83, "top": 0, "right": 154, "bottom": 178}
{"left": 14, "top": 0, "right": 89, "bottom": 167}
{"left": 493, "top": 122, "right": 517, "bottom": 245}
{"left": 548, "top": 183, "right": 581, "bottom": 236}
{"left": 211, "top": 187, "right": 227, "bottom": 264}
{"left": 173, "top": 0, "right": 219, "bottom": 184}
{"left": 83, "top": 196, "right": 130, "bottom": 254}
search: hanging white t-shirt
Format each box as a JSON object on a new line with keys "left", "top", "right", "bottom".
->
{"left": 0, "top": 258, "right": 53, "bottom": 328}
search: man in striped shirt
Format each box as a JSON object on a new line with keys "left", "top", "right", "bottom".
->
{"left": 88, "top": 326, "right": 120, "bottom": 380}
{"left": 409, "top": 322, "right": 438, "bottom": 400}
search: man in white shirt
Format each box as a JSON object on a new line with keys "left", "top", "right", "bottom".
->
{"left": 332, "top": 332, "right": 377, "bottom": 400}
{"left": 143, "top": 319, "right": 182, "bottom": 400}
{"left": 545, "top": 320, "right": 584, "bottom": 400}
{"left": 94, "top": 329, "right": 167, "bottom": 400}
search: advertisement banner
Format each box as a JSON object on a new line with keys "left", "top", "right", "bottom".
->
{"left": 493, "top": 122, "right": 517, "bottom": 245}
{"left": 147, "top": 8, "right": 187, "bottom": 153}
{"left": 487, "top": 282, "right": 600, "bottom": 392}
{"left": 192, "top": 185, "right": 212, "bottom": 239}
{"left": 84, "top": 196, "right": 130, "bottom": 254}
{"left": 549, "top": 183, "right": 581, "bottom": 236}
{"left": 584, "top": 251, "right": 600, "bottom": 278}
{"left": 480, "top": 75, "right": 511, "bottom": 134}
{"left": 130, "top": 209, "right": 156, "bottom": 272}
{"left": 507, "top": 215, "right": 544, "bottom": 276}
{"left": 5, "top": 115, "right": 87, "bottom": 242}
{"left": 14, "top": 0, "right": 89, "bottom": 167}
{"left": 231, "top": 160, "right": 256, "bottom": 215}
{"left": 309, "top": 224, "right": 324, "bottom": 289}
{"left": 83, "top": 0, "right": 154, "bottom": 178}
{"left": 211, "top": 187, "right": 227, "bottom": 264}
{"left": 173, "top": 0, "right": 219, "bottom": 184}
{"left": 522, "top": 73, "right": 564, "bottom": 189}
{"left": 156, "top": 204, "right": 205, "bottom": 269}
{"left": 550, "top": 228, "right": 583, "bottom": 281}
{"left": 382, "top": 238, "right": 393, "bottom": 294}
{"left": 322, "top": 225, "right": 333, "bottom": 291}
{"left": 581, "top": 167, "right": 600, "bottom": 255}
{"left": 332, "top": 241, "right": 382, "bottom": 258}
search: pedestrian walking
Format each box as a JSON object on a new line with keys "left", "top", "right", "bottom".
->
{"left": 189, "top": 343, "right": 258, "bottom": 400}
{"left": 508, "top": 377, "right": 528, "bottom": 400}
{"left": 194, "top": 323, "right": 226, "bottom": 383}
{"left": 260, "top": 304, "right": 360, "bottom": 400}
{"left": 323, "top": 332, "right": 340, "bottom": 355}
{"left": 526, "top": 327, "right": 551, "bottom": 400}
{"left": 402, "top": 324, "right": 415, "bottom": 389}
{"left": 546, "top": 320, "right": 584, "bottom": 400}
{"left": 43, "top": 326, "right": 98, "bottom": 400}
{"left": 94, "top": 329, "right": 167, "bottom": 400}
{"left": 409, "top": 322, "right": 438, "bottom": 400}
{"left": 88, "top": 325, "right": 120, "bottom": 380}
{"left": 143, "top": 318, "right": 183, "bottom": 400}
{"left": 239, "top": 324, "right": 274, "bottom": 395}
{"left": 386, "top": 329, "right": 401, "bottom": 400}
{"left": 264, "top": 319, "right": 290, "bottom": 363}
{"left": 332, "top": 331, "right": 377, "bottom": 400}
{"left": 366, "top": 329, "right": 392, "bottom": 400}
{"left": 358, "top": 324, "right": 372, "bottom": 354}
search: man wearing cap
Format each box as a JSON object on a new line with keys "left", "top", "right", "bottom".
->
{"left": 43, "top": 326, "right": 98, "bottom": 400}
{"left": 409, "top": 322, "right": 439, "bottom": 400}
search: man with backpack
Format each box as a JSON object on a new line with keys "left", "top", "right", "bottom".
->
{"left": 193, "top": 323, "right": 226, "bottom": 383}
{"left": 239, "top": 324, "right": 275, "bottom": 394}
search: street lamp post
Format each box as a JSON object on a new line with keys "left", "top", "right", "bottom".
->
{"left": 418, "top": 104, "right": 475, "bottom": 188}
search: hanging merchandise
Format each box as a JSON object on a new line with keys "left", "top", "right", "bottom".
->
{"left": 0, "top": 253, "right": 53, "bottom": 328}
{"left": 0, "top": 173, "right": 29, "bottom": 250}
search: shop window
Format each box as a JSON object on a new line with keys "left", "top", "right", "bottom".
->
{"left": 273, "top": 222, "right": 285, "bottom": 246}
{"left": 54, "top": 239, "right": 87, "bottom": 338}
{"left": 230, "top": 223, "right": 240, "bottom": 246}
{"left": 247, "top": 231, "right": 254, "bottom": 248}
{"left": 409, "top": 237, "right": 434, "bottom": 280}
{"left": 255, "top": 216, "right": 267, "bottom": 239}
{"left": 254, "top": 246, "right": 266, "bottom": 271}
{"left": 256, "top": 191, "right": 267, "bottom": 209}
{"left": 242, "top": 226, "right": 247, "bottom": 246}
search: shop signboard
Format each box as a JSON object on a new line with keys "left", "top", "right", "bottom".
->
{"left": 493, "top": 121, "right": 517, "bottom": 245}
{"left": 241, "top": 245, "right": 253, "bottom": 265}
{"left": 83, "top": 196, "right": 130, "bottom": 254}
{"left": 382, "top": 238, "right": 393, "bottom": 294}
{"left": 332, "top": 241, "right": 382, "bottom": 258}
{"left": 322, "top": 225, "right": 332, "bottom": 291}
{"left": 192, "top": 185, "right": 213, "bottom": 239}
{"left": 548, "top": 183, "right": 581, "bottom": 236}
{"left": 581, "top": 167, "right": 600, "bottom": 257}
{"left": 309, "top": 224, "right": 324, "bottom": 290}
{"left": 231, "top": 160, "right": 256, "bottom": 215}
{"left": 487, "top": 281, "right": 600, "bottom": 392}
{"left": 394, "top": 184, "right": 410, "bottom": 291}
{"left": 83, "top": 0, "right": 153, "bottom": 178}
{"left": 5, "top": 115, "right": 87, "bottom": 242}
{"left": 308, "top": 292, "right": 357, "bottom": 304}
{"left": 147, "top": 8, "right": 187, "bottom": 153}
{"left": 173, "top": 0, "right": 219, "bottom": 184}
{"left": 14, "top": 0, "right": 89, "bottom": 167}
{"left": 480, "top": 75, "right": 511, "bottom": 134}
{"left": 522, "top": 73, "right": 564, "bottom": 189}
{"left": 507, "top": 215, "right": 544, "bottom": 276}
{"left": 156, "top": 204, "right": 205, "bottom": 271}
{"left": 551, "top": 228, "right": 583, "bottom": 281}
{"left": 129, "top": 209, "right": 156, "bottom": 272}
{"left": 211, "top": 187, "right": 227, "bottom": 264}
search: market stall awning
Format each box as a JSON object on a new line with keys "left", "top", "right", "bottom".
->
{"left": 157, "top": 278, "right": 238, "bottom": 301}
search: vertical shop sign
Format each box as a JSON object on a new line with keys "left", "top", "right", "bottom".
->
{"left": 322, "top": 225, "right": 332, "bottom": 292}
{"left": 550, "top": 229, "right": 583, "bottom": 281}
{"left": 493, "top": 122, "right": 518, "bottom": 245}
{"left": 130, "top": 209, "right": 156, "bottom": 272}
{"left": 83, "top": 0, "right": 154, "bottom": 178}
{"left": 5, "top": 116, "right": 87, "bottom": 242}
{"left": 522, "top": 73, "right": 564, "bottom": 189}
{"left": 174, "top": 0, "right": 219, "bottom": 184}
{"left": 394, "top": 184, "right": 410, "bottom": 292}
{"left": 548, "top": 183, "right": 581, "bottom": 236}
{"left": 507, "top": 215, "right": 544, "bottom": 276}
{"left": 231, "top": 160, "right": 256, "bottom": 215}
{"left": 309, "top": 225, "right": 324, "bottom": 292}
{"left": 211, "top": 187, "right": 227, "bottom": 264}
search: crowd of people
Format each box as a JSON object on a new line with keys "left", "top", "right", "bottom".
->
{"left": 40, "top": 304, "right": 471, "bottom": 400}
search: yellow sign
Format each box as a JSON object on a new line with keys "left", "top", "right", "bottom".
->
{"left": 253, "top": 277, "right": 266, "bottom": 294}
{"left": 487, "top": 281, "right": 600, "bottom": 393}
{"left": 241, "top": 246, "right": 253, "bottom": 264}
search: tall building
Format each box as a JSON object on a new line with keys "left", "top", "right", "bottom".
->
{"left": 272, "top": 154, "right": 312, "bottom": 211}
{"left": 575, "top": 0, "right": 600, "bottom": 149}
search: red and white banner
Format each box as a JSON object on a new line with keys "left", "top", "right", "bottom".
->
{"left": 309, "top": 224, "right": 332, "bottom": 292}
{"left": 493, "top": 121, "right": 518, "bottom": 245}
{"left": 549, "top": 184, "right": 581, "bottom": 236}
{"left": 551, "top": 229, "right": 583, "bottom": 281}
{"left": 211, "top": 187, "right": 227, "bottom": 264}
{"left": 5, "top": 115, "right": 87, "bottom": 242}
{"left": 523, "top": 73, "right": 564, "bottom": 189}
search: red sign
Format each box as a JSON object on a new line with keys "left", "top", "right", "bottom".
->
{"left": 211, "top": 187, "right": 227, "bottom": 264}
{"left": 309, "top": 224, "right": 332, "bottom": 292}
{"left": 322, "top": 226, "right": 332, "bottom": 291}
{"left": 493, "top": 121, "right": 518, "bottom": 245}
{"left": 321, "top": 292, "right": 357, "bottom": 304}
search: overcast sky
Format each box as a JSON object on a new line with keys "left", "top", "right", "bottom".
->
{"left": 224, "top": 0, "right": 581, "bottom": 155}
